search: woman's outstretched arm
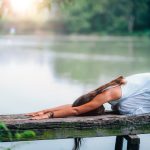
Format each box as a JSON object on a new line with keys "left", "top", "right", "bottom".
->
{"left": 26, "top": 104, "right": 72, "bottom": 117}
{"left": 30, "top": 86, "right": 121, "bottom": 120}
{"left": 53, "top": 86, "right": 121, "bottom": 117}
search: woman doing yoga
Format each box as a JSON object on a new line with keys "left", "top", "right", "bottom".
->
{"left": 26, "top": 73, "right": 150, "bottom": 119}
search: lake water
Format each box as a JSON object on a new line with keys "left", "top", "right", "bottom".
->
{"left": 0, "top": 35, "right": 150, "bottom": 150}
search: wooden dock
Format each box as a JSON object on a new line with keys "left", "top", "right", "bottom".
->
{"left": 0, "top": 112, "right": 150, "bottom": 150}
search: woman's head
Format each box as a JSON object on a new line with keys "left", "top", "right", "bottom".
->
{"left": 72, "top": 93, "right": 105, "bottom": 116}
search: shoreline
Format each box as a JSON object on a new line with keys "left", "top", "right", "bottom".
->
{"left": 0, "top": 34, "right": 150, "bottom": 42}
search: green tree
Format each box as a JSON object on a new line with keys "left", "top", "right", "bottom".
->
{"left": 59, "top": 0, "right": 150, "bottom": 34}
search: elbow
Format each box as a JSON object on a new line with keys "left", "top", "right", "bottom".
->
{"left": 72, "top": 107, "right": 80, "bottom": 116}
{"left": 72, "top": 105, "right": 97, "bottom": 116}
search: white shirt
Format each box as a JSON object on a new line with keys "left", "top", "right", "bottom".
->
{"left": 110, "top": 73, "right": 150, "bottom": 115}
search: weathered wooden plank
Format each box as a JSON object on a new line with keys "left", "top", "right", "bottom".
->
{"left": 0, "top": 113, "right": 150, "bottom": 142}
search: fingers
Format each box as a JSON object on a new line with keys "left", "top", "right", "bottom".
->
{"left": 25, "top": 113, "right": 35, "bottom": 116}
{"left": 29, "top": 114, "right": 50, "bottom": 120}
{"left": 29, "top": 116, "right": 40, "bottom": 120}
{"left": 25, "top": 111, "right": 44, "bottom": 117}
{"left": 25, "top": 113, "right": 37, "bottom": 117}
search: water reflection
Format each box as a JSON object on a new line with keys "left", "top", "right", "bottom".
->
{"left": 0, "top": 35, "right": 150, "bottom": 150}
{"left": 52, "top": 37, "right": 150, "bottom": 85}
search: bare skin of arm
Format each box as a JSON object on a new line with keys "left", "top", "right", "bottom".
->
{"left": 26, "top": 104, "right": 72, "bottom": 117}
{"left": 27, "top": 86, "right": 122, "bottom": 120}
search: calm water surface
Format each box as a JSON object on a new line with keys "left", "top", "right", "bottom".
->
{"left": 0, "top": 35, "right": 150, "bottom": 150}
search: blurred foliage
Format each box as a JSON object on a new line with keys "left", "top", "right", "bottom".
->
{"left": 0, "top": 0, "right": 150, "bottom": 35}
{"left": 0, "top": 122, "right": 36, "bottom": 141}
{"left": 37, "top": 0, "right": 52, "bottom": 11}
{"left": 15, "top": 130, "right": 36, "bottom": 140}
{"left": 0, "top": 122, "right": 13, "bottom": 141}
{"left": 59, "top": 0, "right": 150, "bottom": 35}
{"left": 0, "top": 122, "right": 36, "bottom": 150}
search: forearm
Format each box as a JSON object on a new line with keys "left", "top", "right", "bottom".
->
{"left": 52, "top": 106, "right": 77, "bottom": 118}
{"left": 43, "top": 104, "right": 72, "bottom": 113}
{"left": 52, "top": 92, "right": 107, "bottom": 118}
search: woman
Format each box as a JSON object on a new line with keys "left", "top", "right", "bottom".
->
{"left": 26, "top": 73, "right": 150, "bottom": 119}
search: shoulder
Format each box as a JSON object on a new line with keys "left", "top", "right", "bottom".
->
{"left": 103, "top": 86, "right": 122, "bottom": 102}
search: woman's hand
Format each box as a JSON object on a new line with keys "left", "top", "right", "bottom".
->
{"left": 30, "top": 112, "right": 52, "bottom": 120}
{"left": 25, "top": 111, "right": 44, "bottom": 117}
